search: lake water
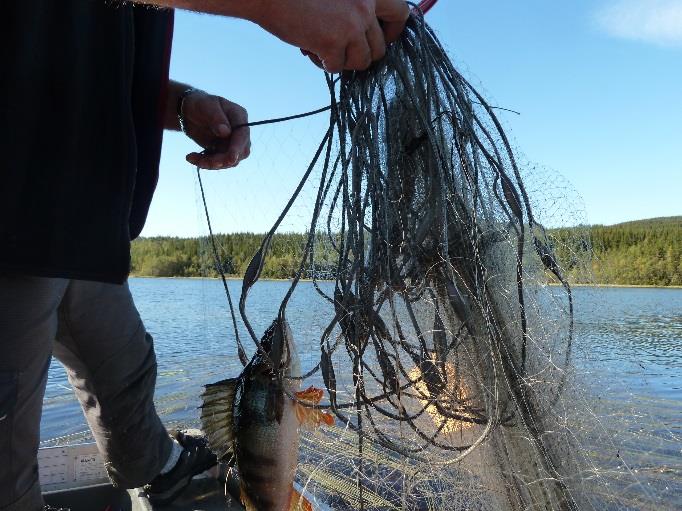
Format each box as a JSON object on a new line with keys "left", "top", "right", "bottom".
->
{"left": 40, "top": 279, "right": 681, "bottom": 509}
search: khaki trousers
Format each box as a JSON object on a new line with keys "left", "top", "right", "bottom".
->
{"left": 0, "top": 275, "right": 172, "bottom": 511}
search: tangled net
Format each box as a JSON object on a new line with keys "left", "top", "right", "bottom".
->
{"left": 207, "top": 9, "right": 602, "bottom": 511}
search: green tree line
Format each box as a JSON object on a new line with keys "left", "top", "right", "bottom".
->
{"left": 131, "top": 217, "right": 682, "bottom": 286}
{"left": 588, "top": 216, "right": 681, "bottom": 286}
{"left": 131, "top": 232, "right": 339, "bottom": 280}
{"left": 548, "top": 216, "right": 682, "bottom": 286}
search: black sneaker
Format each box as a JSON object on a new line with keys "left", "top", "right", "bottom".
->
{"left": 43, "top": 506, "right": 70, "bottom": 511}
{"left": 144, "top": 431, "right": 218, "bottom": 506}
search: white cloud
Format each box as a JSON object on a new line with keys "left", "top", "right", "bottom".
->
{"left": 595, "top": 0, "right": 682, "bottom": 47}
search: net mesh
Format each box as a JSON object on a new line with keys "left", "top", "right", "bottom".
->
{"left": 196, "top": 10, "right": 676, "bottom": 511}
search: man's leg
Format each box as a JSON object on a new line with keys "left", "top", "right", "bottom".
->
{"left": 53, "top": 279, "right": 173, "bottom": 489}
{"left": 0, "top": 275, "right": 68, "bottom": 511}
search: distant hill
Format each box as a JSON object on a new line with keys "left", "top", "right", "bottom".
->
{"left": 131, "top": 217, "right": 682, "bottom": 286}
{"left": 607, "top": 216, "right": 682, "bottom": 227}
{"left": 587, "top": 216, "right": 681, "bottom": 286}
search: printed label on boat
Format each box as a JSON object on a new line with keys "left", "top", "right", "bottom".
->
{"left": 74, "top": 452, "right": 107, "bottom": 482}
{"left": 38, "top": 448, "right": 69, "bottom": 486}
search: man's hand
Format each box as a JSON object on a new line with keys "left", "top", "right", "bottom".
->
{"left": 179, "top": 91, "right": 251, "bottom": 170}
{"left": 250, "top": 0, "right": 410, "bottom": 72}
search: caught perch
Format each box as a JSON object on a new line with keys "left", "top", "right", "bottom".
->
{"left": 201, "top": 319, "right": 333, "bottom": 511}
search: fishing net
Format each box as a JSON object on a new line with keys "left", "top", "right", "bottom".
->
{"left": 196, "top": 8, "right": 675, "bottom": 511}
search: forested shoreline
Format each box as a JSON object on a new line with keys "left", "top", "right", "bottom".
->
{"left": 131, "top": 216, "right": 682, "bottom": 287}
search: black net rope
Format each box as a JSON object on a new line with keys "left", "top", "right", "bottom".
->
{"left": 199, "top": 9, "right": 585, "bottom": 511}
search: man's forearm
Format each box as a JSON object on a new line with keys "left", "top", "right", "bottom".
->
{"left": 135, "top": 1, "right": 264, "bottom": 24}
{"left": 136, "top": 0, "right": 410, "bottom": 73}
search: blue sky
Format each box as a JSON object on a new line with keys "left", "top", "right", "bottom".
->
{"left": 143, "top": 0, "right": 682, "bottom": 236}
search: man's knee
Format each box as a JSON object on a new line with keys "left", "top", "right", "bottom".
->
{"left": 92, "top": 332, "right": 158, "bottom": 413}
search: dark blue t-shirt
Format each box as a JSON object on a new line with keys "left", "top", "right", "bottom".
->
{"left": 0, "top": 1, "right": 173, "bottom": 283}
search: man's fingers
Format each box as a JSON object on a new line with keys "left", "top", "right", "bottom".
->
{"left": 220, "top": 97, "right": 247, "bottom": 126}
{"left": 186, "top": 147, "right": 247, "bottom": 170}
{"left": 227, "top": 127, "right": 250, "bottom": 166}
{"left": 308, "top": 53, "right": 325, "bottom": 69}
{"left": 301, "top": 48, "right": 325, "bottom": 69}
{"left": 321, "top": 48, "right": 346, "bottom": 74}
{"left": 213, "top": 122, "right": 231, "bottom": 138}
{"left": 322, "top": 1, "right": 403, "bottom": 72}
{"left": 202, "top": 97, "right": 232, "bottom": 138}
{"left": 187, "top": 151, "right": 235, "bottom": 170}
{"left": 376, "top": 0, "right": 410, "bottom": 43}
{"left": 344, "top": 36, "right": 372, "bottom": 70}
{"left": 183, "top": 97, "right": 250, "bottom": 169}
{"left": 381, "top": 19, "right": 406, "bottom": 44}
{"left": 339, "top": 18, "right": 387, "bottom": 72}
{"left": 220, "top": 98, "right": 250, "bottom": 165}
{"left": 239, "top": 142, "right": 251, "bottom": 162}
{"left": 366, "top": 18, "right": 386, "bottom": 62}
